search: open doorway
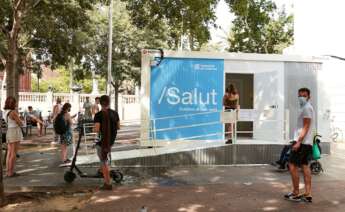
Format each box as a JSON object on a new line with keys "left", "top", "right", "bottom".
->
{"left": 225, "top": 73, "right": 254, "bottom": 138}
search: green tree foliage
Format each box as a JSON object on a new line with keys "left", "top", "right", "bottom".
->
{"left": 125, "top": 0, "right": 219, "bottom": 50}
{"left": 83, "top": 0, "right": 171, "bottom": 110}
{"left": 1, "top": 0, "right": 221, "bottom": 108}
{"left": 0, "top": 0, "right": 101, "bottom": 97}
{"left": 31, "top": 67, "right": 70, "bottom": 93}
{"left": 225, "top": 0, "right": 293, "bottom": 53}
{"left": 31, "top": 67, "right": 106, "bottom": 93}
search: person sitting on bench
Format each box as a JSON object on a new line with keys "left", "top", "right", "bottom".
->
{"left": 25, "top": 106, "right": 45, "bottom": 136}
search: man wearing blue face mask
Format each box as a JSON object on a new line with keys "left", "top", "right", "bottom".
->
{"left": 284, "top": 88, "right": 314, "bottom": 203}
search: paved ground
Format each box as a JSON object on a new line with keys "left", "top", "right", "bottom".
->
{"left": 2, "top": 130, "right": 345, "bottom": 211}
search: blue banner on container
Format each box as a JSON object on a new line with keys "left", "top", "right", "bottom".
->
{"left": 150, "top": 58, "right": 224, "bottom": 141}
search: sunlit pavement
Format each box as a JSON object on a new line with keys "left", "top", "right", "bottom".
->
{"left": 81, "top": 181, "right": 345, "bottom": 212}
{"left": 4, "top": 131, "right": 345, "bottom": 211}
{"left": 79, "top": 143, "right": 345, "bottom": 212}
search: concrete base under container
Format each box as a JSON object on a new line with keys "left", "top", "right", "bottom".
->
{"left": 77, "top": 140, "right": 331, "bottom": 167}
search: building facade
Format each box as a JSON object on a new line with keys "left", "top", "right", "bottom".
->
{"left": 0, "top": 70, "right": 31, "bottom": 92}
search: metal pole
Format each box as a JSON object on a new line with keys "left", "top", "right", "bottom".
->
{"left": 179, "top": 10, "right": 184, "bottom": 51}
{"left": 107, "top": 0, "right": 113, "bottom": 97}
{"left": 69, "top": 59, "right": 74, "bottom": 93}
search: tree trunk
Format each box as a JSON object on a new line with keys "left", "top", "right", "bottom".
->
{"left": 15, "top": 66, "right": 19, "bottom": 98}
{"left": 0, "top": 135, "right": 4, "bottom": 206}
{"left": 2, "top": 35, "right": 18, "bottom": 207}
{"left": 114, "top": 83, "right": 119, "bottom": 112}
{"left": 0, "top": 56, "right": 6, "bottom": 70}
{"left": 189, "top": 34, "right": 194, "bottom": 51}
{"left": 6, "top": 0, "right": 24, "bottom": 101}
{"left": 5, "top": 37, "right": 18, "bottom": 99}
{"left": 37, "top": 75, "right": 40, "bottom": 91}
{"left": 1, "top": 1, "right": 25, "bottom": 204}
{"left": 0, "top": 74, "right": 6, "bottom": 207}
{"left": 0, "top": 71, "right": 6, "bottom": 206}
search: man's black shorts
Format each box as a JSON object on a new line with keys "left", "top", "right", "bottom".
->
{"left": 289, "top": 144, "right": 312, "bottom": 166}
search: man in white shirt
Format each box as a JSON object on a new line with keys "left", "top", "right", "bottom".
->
{"left": 92, "top": 97, "right": 100, "bottom": 118}
{"left": 285, "top": 88, "right": 314, "bottom": 203}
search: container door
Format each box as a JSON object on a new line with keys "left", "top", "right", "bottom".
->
{"left": 253, "top": 70, "right": 284, "bottom": 141}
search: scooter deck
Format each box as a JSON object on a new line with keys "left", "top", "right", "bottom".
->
{"left": 79, "top": 173, "right": 103, "bottom": 178}
{"left": 59, "top": 163, "right": 72, "bottom": 168}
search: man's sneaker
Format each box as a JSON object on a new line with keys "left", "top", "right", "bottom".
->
{"left": 99, "top": 183, "right": 112, "bottom": 191}
{"left": 277, "top": 165, "right": 287, "bottom": 172}
{"left": 225, "top": 139, "right": 232, "bottom": 144}
{"left": 95, "top": 169, "right": 103, "bottom": 178}
{"left": 302, "top": 194, "right": 312, "bottom": 203}
{"left": 284, "top": 192, "right": 302, "bottom": 202}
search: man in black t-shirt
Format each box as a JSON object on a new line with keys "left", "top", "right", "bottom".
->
{"left": 94, "top": 108, "right": 119, "bottom": 146}
{"left": 93, "top": 95, "right": 120, "bottom": 190}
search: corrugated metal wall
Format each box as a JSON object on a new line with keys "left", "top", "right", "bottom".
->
{"left": 110, "top": 143, "right": 330, "bottom": 167}
{"left": 284, "top": 62, "right": 321, "bottom": 139}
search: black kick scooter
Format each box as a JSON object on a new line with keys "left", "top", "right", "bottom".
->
{"left": 64, "top": 128, "right": 123, "bottom": 183}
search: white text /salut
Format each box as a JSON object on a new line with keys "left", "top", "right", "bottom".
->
{"left": 158, "top": 86, "right": 218, "bottom": 105}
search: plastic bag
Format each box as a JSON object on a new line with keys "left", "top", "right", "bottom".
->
{"left": 312, "top": 142, "right": 321, "bottom": 160}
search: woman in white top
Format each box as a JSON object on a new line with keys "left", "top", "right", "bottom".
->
{"left": 52, "top": 98, "right": 63, "bottom": 143}
{"left": 4, "top": 96, "right": 23, "bottom": 177}
{"left": 52, "top": 98, "right": 63, "bottom": 121}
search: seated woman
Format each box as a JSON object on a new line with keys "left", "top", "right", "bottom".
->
{"left": 25, "top": 106, "right": 45, "bottom": 136}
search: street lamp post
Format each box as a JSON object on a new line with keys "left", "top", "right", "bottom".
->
{"left": 179, "top": 9, "right": 184, "bottom": 51}
{"left": 69, "top": 58, "right": 74, "bottom": 93}
{"left": 107, "top": 0, "right": 113, "bottom": 100}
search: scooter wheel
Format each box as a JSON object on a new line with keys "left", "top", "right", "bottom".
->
{"left": 110, "top": 170, "right": 123, "bottom": 183}
{"left": 64, "top": 171, "right": 76, "bottom": 183}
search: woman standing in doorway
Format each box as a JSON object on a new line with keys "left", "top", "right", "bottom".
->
{"left": 223, "top": 84, "right": 240, "bottom": 144}
{"left": 4, "top": 96, "right": 23, "bottom": 177}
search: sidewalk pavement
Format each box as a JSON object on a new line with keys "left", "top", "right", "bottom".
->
{"left": 3, "top": 132, "right": 345, "bottom": 211}
{"left": 81, "top": 181, "right": 345, "bottom": 212}
{"left": 80, "top": 143, "right": 345, "bottom": 212}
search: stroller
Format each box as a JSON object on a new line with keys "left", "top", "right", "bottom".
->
{"left": 274, "top": 135, "right": 323, "bottom": 175}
